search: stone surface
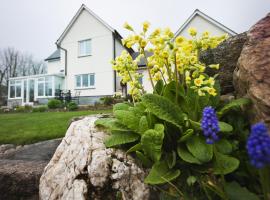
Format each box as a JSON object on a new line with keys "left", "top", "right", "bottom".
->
{"left": 39, "top": 116, "right": 151, "bottom": 200}
{"left": 0, "top": 139, "right": 62, "bottom": 200}
{"left": 233, "top": 13, "right": 270, "bottom": 125}
{"left": 199, "top": 32, "right": 247, "bottom": 94}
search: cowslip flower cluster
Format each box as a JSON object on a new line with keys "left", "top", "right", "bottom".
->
{"left": 201, "top": 106, "right": 220, "bottom": 144}
{"left": 113, "top": 22, "right": 227, "bottom": 101}
{"left": 246, "top": 123, "right": 270, "bottom": 169}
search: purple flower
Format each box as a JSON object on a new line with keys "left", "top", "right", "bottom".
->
{"left": 201, "top": 106, "right": 220, "bottom": 144}
{"left": 247, "top": 123, "right": 270, "bottom": 169}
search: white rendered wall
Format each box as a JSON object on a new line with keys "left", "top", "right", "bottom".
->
{"left": 60, "top": 9, "right": 114, "bottom": 97}
{"left": 47, "top": 60, "right": 63, "bottom": 74}
{"left": 176, "top": 15, "right": 228, "bottom": 38}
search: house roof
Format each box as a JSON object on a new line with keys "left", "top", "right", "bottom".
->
{"left": 175, "top": 9, "right": 237, "bottom": 36}
{"left": 56, "top": 4, "right": 116, "bottom": 45}
{"left": 131, "top": 51, "right": 153, "bottom": 67}
{"left": 45, "top": 49, "right": 60, "bottom": 61}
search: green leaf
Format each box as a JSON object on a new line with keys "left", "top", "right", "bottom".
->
{"left": 139, "top": 116, "right": 149, "bottom": 135}
{"left": 95, "top": 118, "right": 129, "bottom": 131}
{"left": 218, "top": 98, "right": 252, "bottom": 117}
{"left": 142, "top": 94, "right": 184, "bottom": 128}
{"left": 105, "top": 131, "right": 139, "bottom": 147}
{"left": 136, "top": 151, "right": 152, "bottom": 168}
{"left": 127, "top": 143, "right": 142, "bottom": 153}
{"left": 144, "top": 161, "right": 181, "bottom": 185}
{"left": 187, "top": 176, "right": 197, "bottom": 186}
{"left": 186, "top": 135, "right": 213, "bottom": 163}
{"left": 177, "top": 145, "right": 202, "bottom": 164}
{"left": 225, "top": 181, "right": 259, "bottom": 200}
{"left": 166, "top": 151, "right": 176, "bottom": 169}
{"left": 178, "top": 129, "right": 194, "bottom": 143}
{"left": 219, "top": 121, "right": 233, "bottom": 133}
{"left": 213, "top": 152, "right": 239, "bottom": 175}
{"left": 189, "top": 120, "right": 201, "bottom": 131}
{"left": 114, "top": 110, "right": 140, "bottom": 132}
{"left": 216, "top": 139, "right": 232, "bottom": 154}
{"left": 113, "top": 102, "right": 131, "bottom": 112}
{"left": 154, "top": 80, "right": 164, "bottom": 95}
{"left": 141, "top": 124, "right": 164, "bottom": 162}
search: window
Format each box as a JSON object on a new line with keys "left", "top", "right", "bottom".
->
{"left": 9, "top": 80, "right": 22, "bottom": 98}
{"left": 75, "top": 74, "right": 95, "bottom": 88}
{"left": 78, "top": 39, "right": 91, "bottom": 57}
{"left": 138, "top": 73, "right": 143, "bottom": 85}
{"left": 37, "top": 77, "right": 53, "bottom": 97}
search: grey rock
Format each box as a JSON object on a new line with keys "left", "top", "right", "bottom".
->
{"left": 199, "top": 32, "right": 247, "bottom": 94}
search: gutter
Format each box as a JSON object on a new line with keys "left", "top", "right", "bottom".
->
{"left": 112, "top": 32, "right": 116, "bottom": 93}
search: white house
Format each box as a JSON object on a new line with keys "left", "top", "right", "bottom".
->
{"left": 7, "top": 6, "right": 236, "bottom": 106}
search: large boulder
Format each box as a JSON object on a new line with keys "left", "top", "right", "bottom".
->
{"left": 39, "top": 116, "right": 151, "bottom": 200}
{"left": 0, "top": 139, "right": 61, "bottom": 200}
{"left": 199, "top": 32, "right": 247, "bottom": 94}
{"left": 233, "top": 13, "right": 270, "bottom": 125}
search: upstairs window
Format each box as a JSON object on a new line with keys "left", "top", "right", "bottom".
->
{"left": 75, "top": 74, "right": 95, "bottom": 89}
{"left": 78, "top": 39, "right": 91, "bottom": 57}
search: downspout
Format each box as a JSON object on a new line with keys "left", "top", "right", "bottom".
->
{"left": 56, "top": 42, "right": 67, "bottom": 91}
{"left": 112, "top": 32, "right": 116, "bottom": 93}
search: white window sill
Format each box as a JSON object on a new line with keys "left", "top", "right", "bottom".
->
{"left": 8, "top": 97, "right": 22, "bottom": 100}
{"left": 75, "top": 87, "right": 95, "bottom": 90}
{"left": 78, "top": 54, "right": 92, "bottom": 58}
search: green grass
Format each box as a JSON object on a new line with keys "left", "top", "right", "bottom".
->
{"left": 0, "top": 109, "right": 112, "bottom": 145}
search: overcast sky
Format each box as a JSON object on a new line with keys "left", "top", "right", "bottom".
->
{"left": 0, "top": 0, "right": 269, "bottom": 60}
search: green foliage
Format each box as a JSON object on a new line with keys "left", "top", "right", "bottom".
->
{"left": 104, "top": 131, "right": 139, "bottom": 147}
{"left": 101, "top": 96, "right": 114, "bottom": 105}
{"left": 67, "top": 102, "right": 78, "bottom": 111}
{"left": 47, "top": 99, "right": 62, "bottom": 109}
{"left": 144, "top": 161, "right": 181, "bottom": 184}
{"left": 218, "top": 98, "right": 252, "bottom": 117}
{"left": 213, "top": 151, "right": 239, "bottom": 175}
{"left": 33, "top": 106, "right": 48, "bottom": 112}
{"left": 225, "top": 181, "right": 259, "bottom": 200}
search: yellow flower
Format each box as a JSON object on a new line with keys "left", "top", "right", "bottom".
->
{"left": 123, "top": 22, "right": 134, "bottom": 31}
{"left": 198, "top": 89, "right": 205, "bottom": 96}
{"left": 202, "top": 31, "right": 209, "bottom": 38}
{"left": 207, "top": 77, "right": 215, "bottom": 86}
{"left": 209, "top": 64, "right": 219, "bottom": 70}
{"left": 194, "top": 75, "right": 205, "bottom": 87}
{"left": 134, "top": 35, "right": 141, "bottom": 42}
{"left": 188, "top": 27, "right": 197, "bottom": 36}
{"left": 143, "top": 21, "right": 150, "bottom": 32}
{"left": 206, "top": 87, "right": 217, "bottom": 96}
{"left": 175, "top": 36, "right": 184, "bottom": 45}
{"left": 140, "top": 39, "right": 147, "bottom": 48}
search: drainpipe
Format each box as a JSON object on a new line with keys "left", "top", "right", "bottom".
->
{"left": 112, "top": 32, "right": 116, "bottom": 93}
{"left": 56, "top": 42, "right": 67, "bottom": 91}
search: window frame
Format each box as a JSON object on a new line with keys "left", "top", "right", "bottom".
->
{"left": 75, "top": 73, "right": 95, "bottom": 89}
{"left": 37, "top": 77, "right": 53, "bottom": 97}
{"left": 9, "top": 80, "right": 22, "bottom": 99}
{"left": 78, "top": 39, "right": 92, "bottom": 57}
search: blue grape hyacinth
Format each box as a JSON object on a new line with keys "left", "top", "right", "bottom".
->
{"left": 247, "top": 123, "right": 270, "bottom": 169}
{"left": 201, "top": 106, "right": 220, "bottom": 144}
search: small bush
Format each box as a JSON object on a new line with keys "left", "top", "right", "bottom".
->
{"left": 33, "top": 106, "right": 48, "bottom": 112}
{"left": 24, "top": 105, "right": 33, "bottom": 112}
{"left": 101, "top": 96, "right": 114, "bottom": 105}
{"left": 15, "top": 106, "right": 25, "bottom": 113}
{"left": 67, "top": 102, "right": 78, "bottom": 111}
{"left": 47, "top": 99, "right": 62, "bottom": 109}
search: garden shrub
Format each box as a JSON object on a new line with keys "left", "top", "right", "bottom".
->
{"left": 47, "top": 99, "right": 62, "bottom": 109}
{"left": 15, "top": 106, "right": 25, "bottom": 113}
{"left": 101, "top": 96, "right": 114, "bottom": 105}
{"left": 33, "top": 106, "right": 48, "bottom": 112}
{"left": 67, "top": 102, "right": 78, "bottom": 111}
{"left": 24, "top": 105, "right": 33, "bottom": 112}
{"left": 95, "top": 23, "right": 270, "bottom": 199}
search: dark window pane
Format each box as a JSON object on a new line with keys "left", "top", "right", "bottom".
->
{"left": 38, "top": 83, "right": 44, "bottom": 96}
{"left": 82, "top": 74, "right": 88, "bottom": 87}
{"left": 45, "top": 82, "right": 52, "bottom": 96}
{"left": 90, "top": 74, "right": 95, "bottom": 86}
{"left": 10, "top": 86, "right": 15, "bottom": 98}
{"left": 16, "top": 85, "right": 21, "bottom": 97}
{"left": 76, "top": 76, "right": 81, "bottom": 87}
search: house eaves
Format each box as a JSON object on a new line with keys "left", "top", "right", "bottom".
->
{"left": 56, "top": 4, "right": 115, "bottom": 45}
{"left": 175, "top": 9, "right": 237, "bottom": 37}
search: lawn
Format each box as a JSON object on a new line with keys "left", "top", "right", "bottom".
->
{"left": 0, "top": 109, "right": 112, "bottom": 145}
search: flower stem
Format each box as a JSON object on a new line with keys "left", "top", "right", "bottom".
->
{"left": 174, "top": 53, "right": 178, "bottom": 104}
{"left": 259, "top": 167, "right": 270, "bottom": 200}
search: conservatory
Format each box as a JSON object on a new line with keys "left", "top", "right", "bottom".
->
{"left": 8, "top": 74, "right": 64, "bottom": 106}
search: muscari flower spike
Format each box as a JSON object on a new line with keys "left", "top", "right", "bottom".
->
{"left": 201, "top": 106, "right": 220, "bottom": 144}
{"left": 246, "top": 123, "right": 270, "bottom": 169}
